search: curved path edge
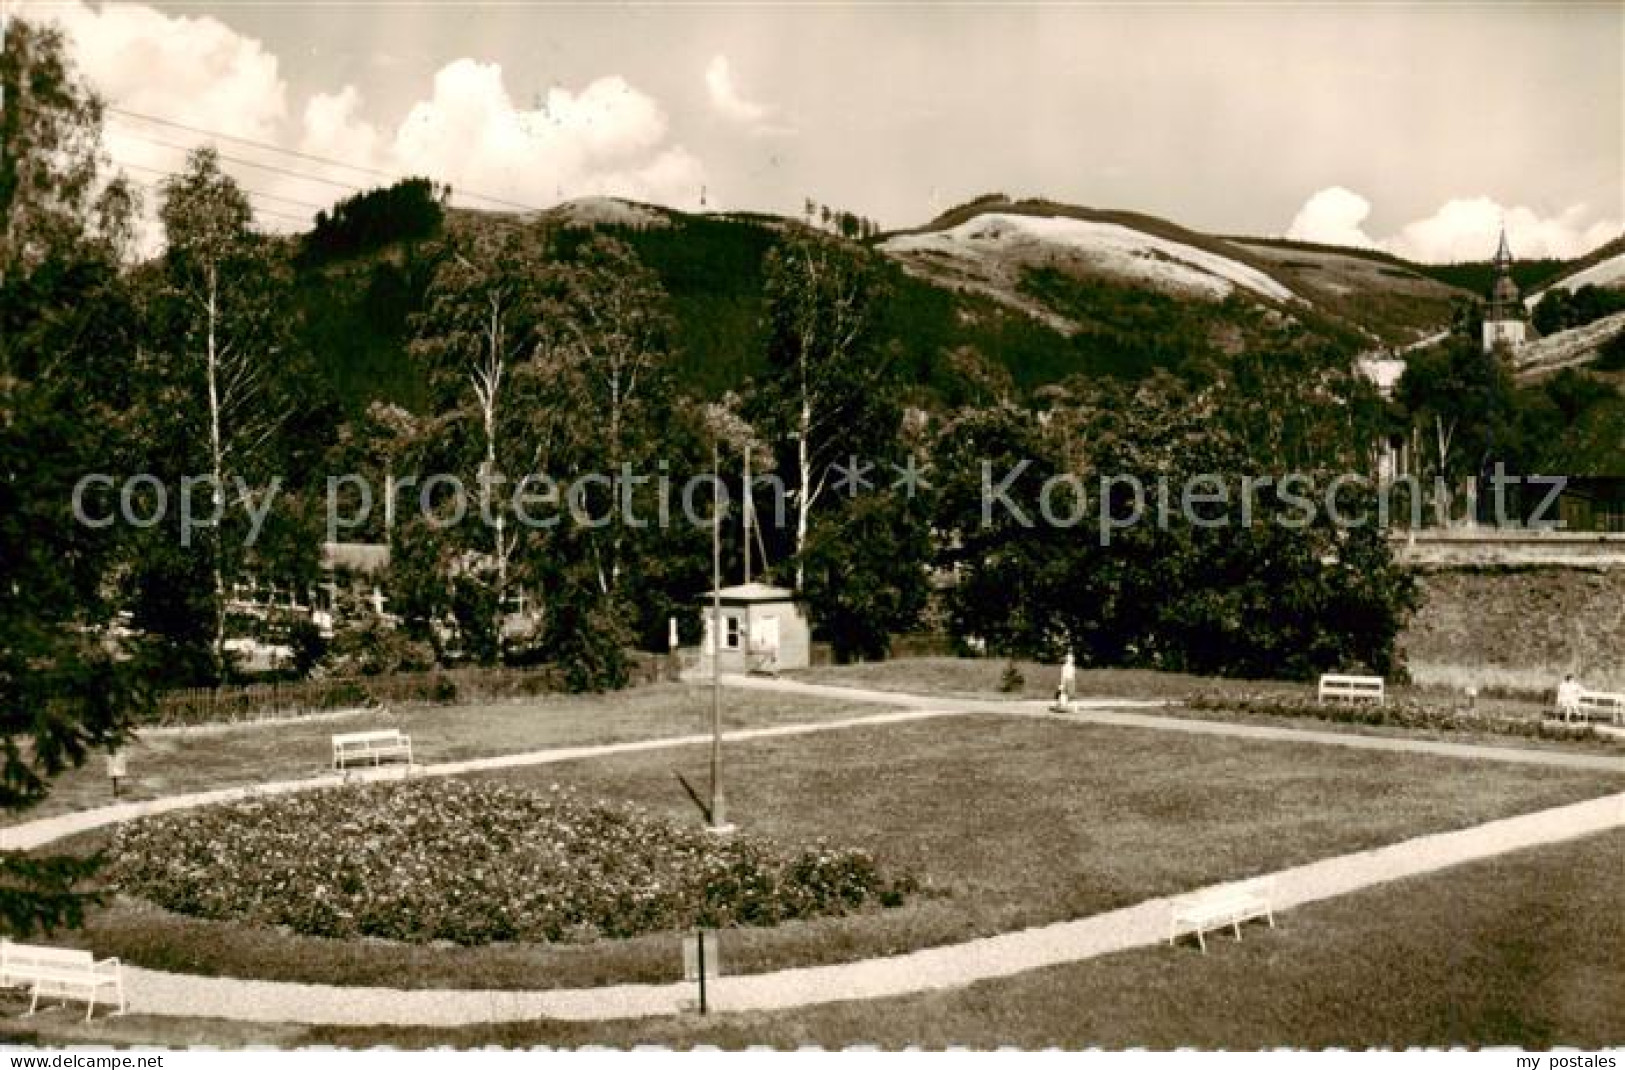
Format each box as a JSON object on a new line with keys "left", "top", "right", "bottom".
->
{"left": 108, "top": 792, "right": 1625, "bottom": 1025}
{"left": 4, "top": 678, "right": 1621, "bottom": 1026}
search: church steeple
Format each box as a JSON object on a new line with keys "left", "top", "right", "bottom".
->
{"left": 1482, "top": 225, "right": 1526, "bottom": 354}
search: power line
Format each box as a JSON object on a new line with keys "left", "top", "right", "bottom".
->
{"left": 115, "top": 158, "right": 328, "bottom": 214}
{"left": 108, "top": 105, "right": 545, "bottom": 214}
{"left": 109, "top": 127, "right": 371, "bottom": 194}
{"left": 109, "top": 105, "right": 402, "bottom": 183}
{"left": 19, "top": 95, "right": 549, "bottom": 215}
{"left": 123, "top": 174, "right": 311, "bottom": 228}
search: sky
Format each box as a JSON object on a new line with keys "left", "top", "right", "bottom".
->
{"left": 16, "top": 1, "right": 1624, "bottom": 263}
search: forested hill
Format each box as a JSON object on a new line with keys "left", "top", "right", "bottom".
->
{"left": 287, "top": 189, "right": 1613, "bottom": 417}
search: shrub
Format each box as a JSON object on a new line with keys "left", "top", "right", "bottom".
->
{"left": 107, "top": 779, "right": 922, "bottom": 945}
{"left": 1186, "top": 692, "right": 1608, "bottom": 745}
{"left": 999, "top": 660, "right": 1025, "bottom": 693}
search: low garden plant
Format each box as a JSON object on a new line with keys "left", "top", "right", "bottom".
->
{"left": 1186, "top": 691, "right": 1608, "bottom": 744}
{"left": 107, "top": 779, "right": 921, "bottom": 945}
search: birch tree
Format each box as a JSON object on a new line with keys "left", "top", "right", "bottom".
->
{"left": 1396, "top": 337, "right": 1518, "bottom": 526}
{"left": 148, "top": 147, "right": 291, "bottom": 681}
{"left": 409, "top": 225, "right": 558, "bottom": 660}
{"left": 752, "top": 232, "right": 889, "bottom": 589}
{"left": 548, "top": 235, "right": 674, "bottom": 593}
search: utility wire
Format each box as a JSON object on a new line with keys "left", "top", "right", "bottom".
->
{"left": 108, "top": 105, "right": 545, "bottom": 213}
{"left": 115, "top": 158, "right": 328, "bottom": 214}
{"left": 17, "top": 95, "right": 549, "bottom": 214}
{"left": 110, "top": 127, "right": 371, "bottom": 193}
{"left": 109, "top": 105, "right": 402, "bottom": 183}
{"left": 123, "top": 174, "right": 311, "bottom": 227}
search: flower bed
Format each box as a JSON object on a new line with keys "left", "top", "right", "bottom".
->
{"left": 107, "top": 779, "right": 921, "bottom": 945}
{"left": 1186, "top": 692, "right": 1608, "bottom": 744}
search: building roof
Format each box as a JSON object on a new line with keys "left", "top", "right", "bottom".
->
{"left": 1487, "top": 226, "right": 1523, "bottom": 316}
{"left": 320, "top": 541, "right": 391, "bottom": 575}
{"left": 1355, "top": 357, "right": 1407, "bottom": 398}
{"left": 702, "top": 582, "right": 798, "bottom": 603}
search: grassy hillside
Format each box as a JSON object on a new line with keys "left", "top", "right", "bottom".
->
{"left": 1533, "top": 233, "right": 1625, "bottom": 293}
{"left": 284, "top": 194, "right": 1606, "bottom": 417}
{"left": 1232, "top": 239, "right": 1474, "bottom": 345}
{"left": 290, "top": 201, "right": 1095, "bottom": 411}
{"left": 898, "top": 194, "right": 1288, "bottom": 280}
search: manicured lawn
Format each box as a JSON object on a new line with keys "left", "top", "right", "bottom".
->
{"left": 796, "top": 657, "right": 1594, "bottom": 747}
{"left": 8, "top": 829, "right": 1620, "bottom": 1048}
{"left": 6, "top": 684, "right": 897, "bottom": 822}
{"left": 796, "top": 655, "right": 1557, "bottom": 713}
{"left": 59, "top": 714, "right": 1624, "bottom": 991}
{"left": 793, "top": 657, "right": 1273, "bottom": 703}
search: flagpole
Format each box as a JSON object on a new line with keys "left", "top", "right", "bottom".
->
{"left": 709, "top": 438, "right": 729, "bottom": 832}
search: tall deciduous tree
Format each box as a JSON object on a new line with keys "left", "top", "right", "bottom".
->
{"left": 934, "top": 374, "right": 1418, "bottom": 679}
{"left": 545, "top": 235, "right": 676, "bottom": 595}
{"left": 137, "top": 147, "right": 305, "bottom": 682}
{"left": 1396, "top": 337, "right": 1519, "bottom": 522}
{"left": 751, "top": 232, "right": 891, "bottom": 589}
{"left": 0, "top": 16, "right": 132, "bottom": 294}
{"left": 408, "top": 222, "right": 563, "bottom": 660}
{"left": 0, "top": 14, "right": 145, "bottom": 935}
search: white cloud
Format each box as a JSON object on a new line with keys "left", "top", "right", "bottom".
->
{"left": 1388, "top": 197, "right": 1618, "bottom": 263}
{"left": 382, "top": 61, "right": 700, "bottom": 208}
{"left": 1286, "top": 186, "right": 1619, "bottom": 263}
{"left": 296, "top": 60, "right": 704, "bottom": 210}
{"left": 39, "top": 0, "right": 287, "bottom": 140}
{"left": 706, "top": 55, "right": 767, "bottom": 124}
{"left": 1285, "top": 186, "right": 1380, "bottom": 250}
{"left": 300, "top": 87, "right": 383, "bottom": 167}
{"left": 29, "top": 2, "right": 709, "bottom": 246}
{"left": 24, "top": 0, "right": 291, "bottom": 252}
{"left": 705, "top": 54, "right": 792, "bottom": 135}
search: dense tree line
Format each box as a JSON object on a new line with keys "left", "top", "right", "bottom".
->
{"left": 1397, "top": 332, "right": 1625, "bottom": 503}
{"left": 1530, "top": 284, "right": 1625, "bottom": 337}
{"left": 302, "top": 177, "right": 446, "bottom": 265}
{"left": 1, "top": 15, "right": 147, "bottom": 936}
{"left": 1, "top": 11, "right": 1440, "bottom": 699}
{"left": 3, "top": 15, "right": 1470, "bottom": 934}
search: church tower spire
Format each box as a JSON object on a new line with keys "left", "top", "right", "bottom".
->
{"left": 1493, "top": 224, "right": 1513, "bottom": 269}
{"left": 1482, "top": 225, "right": 1526, "bottom": 355}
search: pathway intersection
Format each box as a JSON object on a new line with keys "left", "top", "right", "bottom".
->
{"left": 4, "top": 677, "right": 1620, "bottom": 1025}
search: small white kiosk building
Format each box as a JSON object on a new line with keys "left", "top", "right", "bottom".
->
{"left": 698, "top": 583, "right": 812, "bottom": 675}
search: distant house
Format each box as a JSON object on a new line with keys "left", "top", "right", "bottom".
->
{"left": 316, "top": 541, "right": 394, "bottom": 634}
{"left": 1555, "top": 478, "right": 1625, "bottom": 533}
{"left": 697, "top": 583, "right": 812, "bottom": 674}
{"left": 225, "top": 541, "right": 392, "bottom": 647}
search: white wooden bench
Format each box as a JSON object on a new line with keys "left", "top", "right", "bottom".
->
{"left": 1167, "top": 877, "right": 1276, "bottom": 952}
{"left": 0, "top": 941, "right": 125, "bottom": 1021}
{"left": 332, "top": 728, "right": 413, "bottom": 770}
{"left": 1317, "top": 673, "right": 1385, "bottom": 706}
{"left": 1576, "top": 690, "right": 1625, "bottom": 726}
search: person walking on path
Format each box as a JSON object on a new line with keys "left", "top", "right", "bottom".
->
{"left": 1054, "top": 652, "right": 1077, "bottom": 711}
{"left": 1556, "top": 673, "right": 1584, "bottom": 722}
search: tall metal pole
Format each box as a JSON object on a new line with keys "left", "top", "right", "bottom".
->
{"left": 742, "top": 445, "right": 752, "bottom": 586}
{"left": 709, "top": 438, "right": 727, "bottom": 830}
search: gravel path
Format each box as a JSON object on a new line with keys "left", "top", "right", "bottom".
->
{"left": 6, "top": 676, "right": 1620, "bottom": 1025}
{"left": 0, "top": 703, "right": 967, "bottom": 852}
{"left": 112, "top": 790, "right": 1625, "bottom": 1024}
{"left": 720, "top": 674, "right": 1625, "bottom": 772}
